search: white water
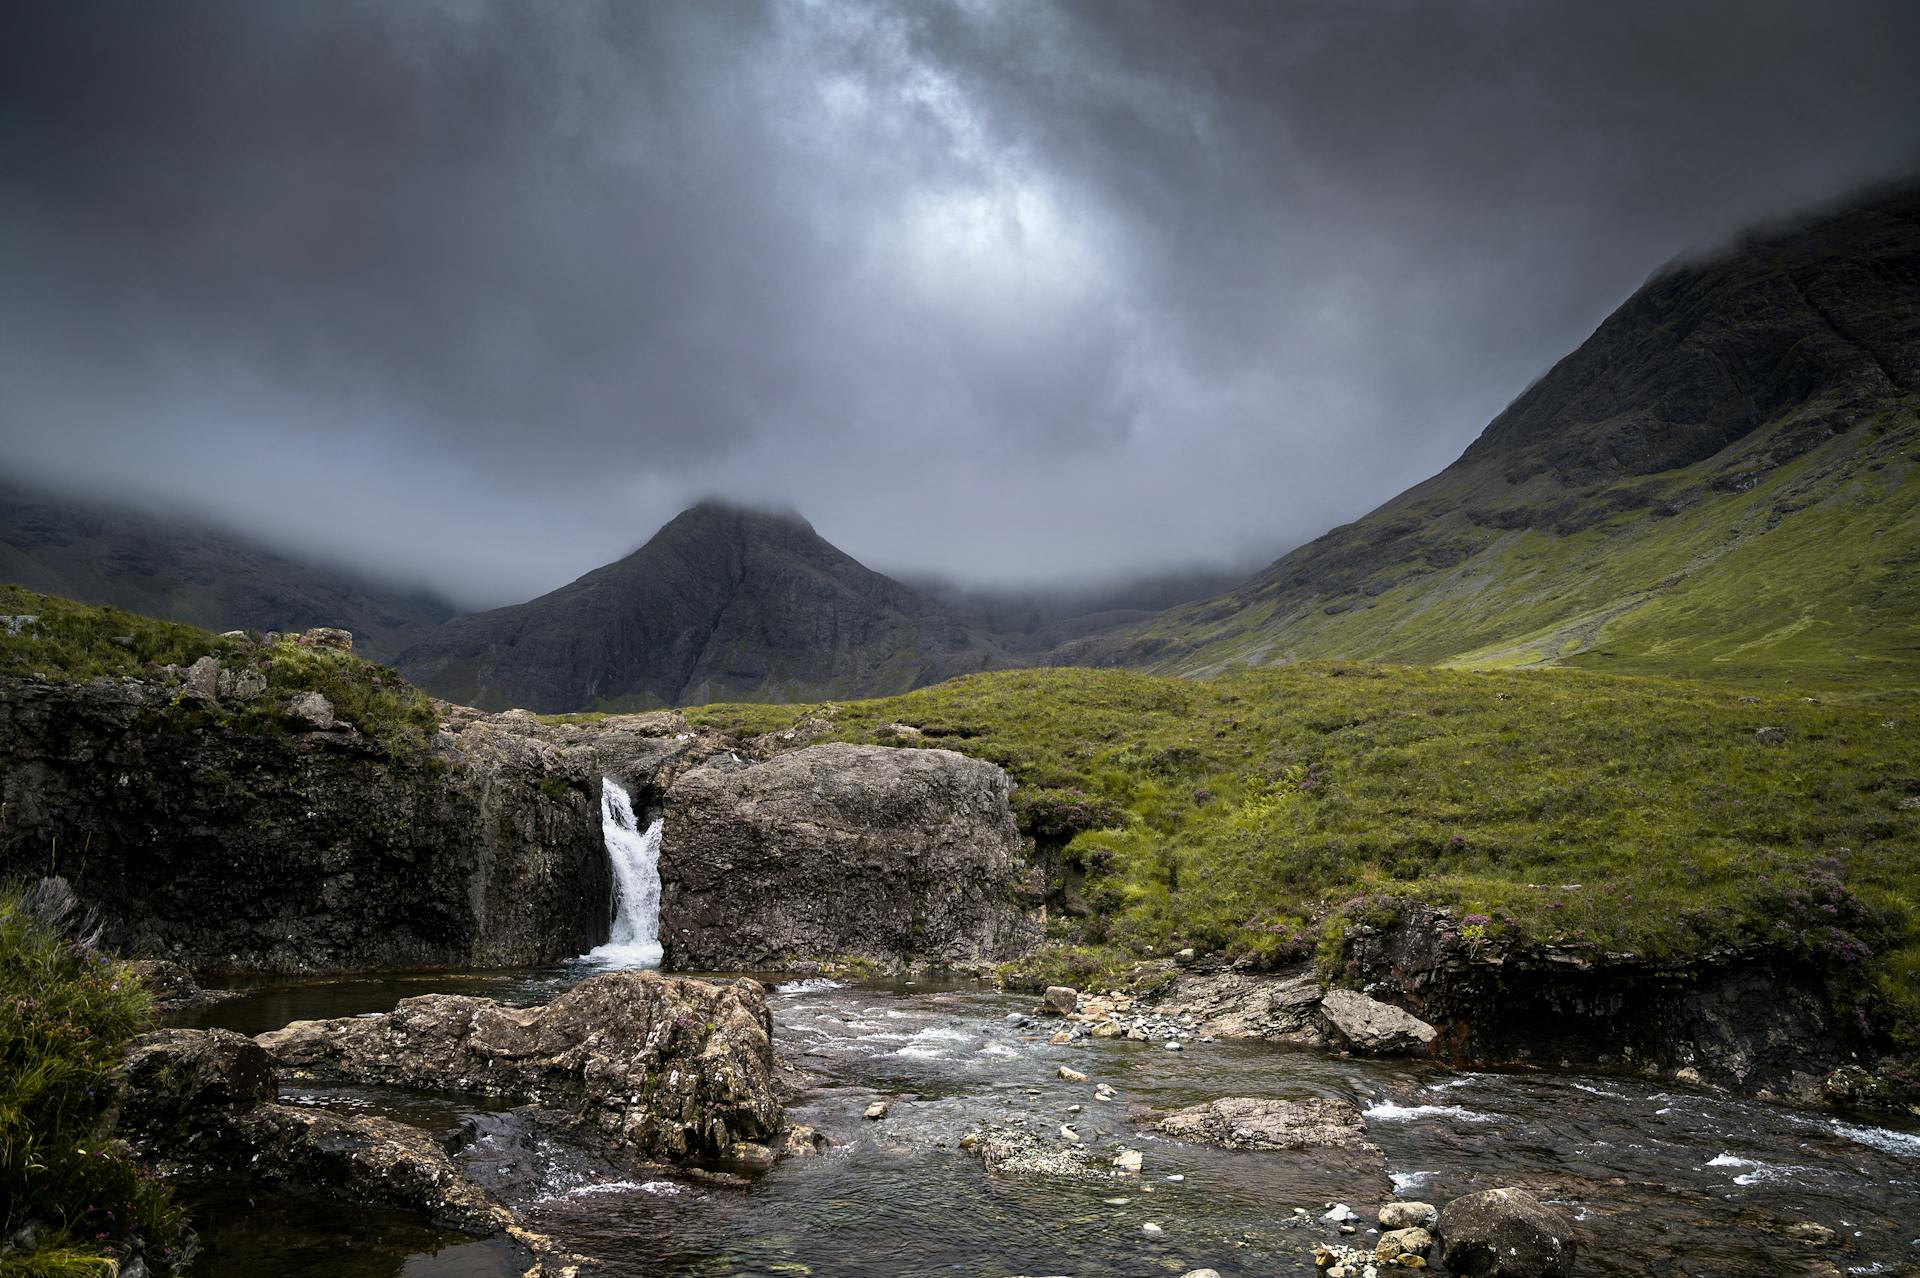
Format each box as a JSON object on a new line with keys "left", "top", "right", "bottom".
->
{"left": 585, "top": 778, "right": 663, "bottom": 969}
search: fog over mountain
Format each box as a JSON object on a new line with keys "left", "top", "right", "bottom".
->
{"left": 4, "top": 1, "right": 1919, "bottom": 607}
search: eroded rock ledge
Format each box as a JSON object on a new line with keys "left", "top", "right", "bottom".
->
{"left": 257, "top": 971, "right": 781, "bottom": 1161}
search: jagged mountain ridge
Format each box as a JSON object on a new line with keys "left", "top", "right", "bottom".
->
{"left": 0, "top": 477, "right": 456, "bottom": 663}
{"left": 395, "top": 501, "right": 1011, "bottom": 711}
{"left": 1061, "top": 180, "right": 1920, "bottom": 681}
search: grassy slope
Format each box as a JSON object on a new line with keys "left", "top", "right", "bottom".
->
{"left": 690, "top": 663, "right": 1920, "bottom": 1030}
{"left": 1107, "top": 400, "right": 1920, "bottom": 684}
{"left": 0, "top": 585, "right": 440, "bottom": 756}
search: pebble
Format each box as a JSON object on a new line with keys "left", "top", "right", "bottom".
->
{"left": 863, "top": 1101, "right": 889, "bottom": 1120}
{"left": 1164, "top": 1041, "right": 1184, "bottom": 1051}
{"left": 1058, "top": 1065, "right": 1089, "bottom": 1083}
{"left": 1180, "top": 1271, "right": 1222, "bottom": 1278}
{"left": 1166, "top": 1174, "right": 1185, "bottom": 1182}
{"left": 1059, "top": 1125, "right": 1080, "bottom": 1144}
{"left": 1142, "top": 1222, "right": 1164, "bottom": 1237}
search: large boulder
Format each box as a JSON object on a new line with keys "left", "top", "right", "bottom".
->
{"left": 1155, "top": 1096, "right": 1379, "bottom": 1155}
{"left": 230, "top": 1105, "right": 511, "bottom": 1236}
{"left": 1319, "top": 988, "right": 1438, "bottom": 1055}
{"left": 257, "top": 971, "right": 780, "bottom": 1160}
{"left": 1435, "top": 1187, "right": 1579, "bottom": 1278}
{"left": 120, "top": 1027, "right": 277, "bottom": 1146}
{"left": 659, "top": 743, "right": 1039, "bottom": 969}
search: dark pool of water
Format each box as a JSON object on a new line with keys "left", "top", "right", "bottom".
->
{"left": 185, "top": 967, "right": 1920, "bottom": 1278}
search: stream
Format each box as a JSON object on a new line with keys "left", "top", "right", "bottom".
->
{"left": 179, "top": 966, "right": 1920, "bottom": 1278}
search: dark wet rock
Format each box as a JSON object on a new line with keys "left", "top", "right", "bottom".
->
{"left": 1436, "top": 1187, "right": 1579, "bottom": 1278}
{"left": 120, "top": 1028, "right": 277, "bottom": 1144}
{"left": 1155, "top": 1097, "right": 1380, "bottom": 1158}
{"left": 1339, "top": 900, "right": 1857, "bottom": 1101}
{"left": 1119, "top": 969, "right": 1325, "bottom": 1044}
{"left": 126, "top": 959, "right": 234, "bottom": 1015}
{"left": 258, "top": 971, "right": 780, "bottom": 1161}
{"left": 232, "top": 1105, "right": 512, "bottom": 1236}
{"left": 1318, "top": 989, "right": 1438, "bottom": 1055}
{"left": 659, "top": 743, "right": 1040, "bottom": 969}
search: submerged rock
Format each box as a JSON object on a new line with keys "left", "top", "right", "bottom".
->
{"left": 1435, "top": 1188, "right": 1578, "bottom": 1278}
{"left": 257, "top": 971, "right": 780, "bottom": 1161}
{"left": 659, "top": 742, "right": 1040, "bottom": 969}
{"left": 1156, "top": 1096, "right": 1380, "bottom": 1156}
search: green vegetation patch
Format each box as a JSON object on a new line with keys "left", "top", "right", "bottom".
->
{"left": 0, "top": 586, "right": 439, "bottom": 757}
{"left": 1, "top": 884, "right": 186, "bottom": 1275}
{"left": 690, "top": 664, "right": 1920, "bottom": 1031}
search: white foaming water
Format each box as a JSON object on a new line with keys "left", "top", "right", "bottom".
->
{"left": 1706, "top": 1153, "right": 1810, "bottom": 1185}
{"left": 1364, "top": 1101, "right": 1496, "bottom": 1123}
{"left": 585, "top": 778, "right": 664, "bottom": 969}
{"left": 775, "top": 977, "right": 846, "bottom": 996}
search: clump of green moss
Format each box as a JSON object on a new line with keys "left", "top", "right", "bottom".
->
{"left": 0, "top": 882, "right": 188, "bottom": 1275}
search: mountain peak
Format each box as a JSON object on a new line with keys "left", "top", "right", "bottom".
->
{"left": 397, "top": 501, "right": 1002, "bottom": 711}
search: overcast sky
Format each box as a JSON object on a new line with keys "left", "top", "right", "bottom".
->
{"left": 4, "top": 1, "right": 1919, "bottom": 607}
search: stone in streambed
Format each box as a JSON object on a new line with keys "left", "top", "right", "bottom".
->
{"left": 1042, "top": 986, "right": 1080, "bottom": 1015}
{"left": 1318, "top": 989, "right": 1437, "bottom": 1055}
{"left": 1379, "top": 1202, "right": 1439, "bottom": 1230}
{"left": 1435, "top": 1187, "right": 1578, "bottom": 1278}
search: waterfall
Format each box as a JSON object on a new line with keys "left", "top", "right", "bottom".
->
{"left": 586, "top": 777, "right": 664, "bottom": 969}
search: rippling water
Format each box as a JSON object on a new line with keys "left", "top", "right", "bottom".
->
{"left": 186, "top": 970, "right": 1920, "bottom": 1277}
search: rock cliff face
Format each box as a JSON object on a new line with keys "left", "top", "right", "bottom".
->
{"left": 659, "top": 743, "right": 1041, "bottom": 970}
{"left": 1340, "top": 902, "right": 1855, "bottom": 1099}
{"left": 0, "top": 673, "right": 716, "bottom": 972}
{"left": 0, "top": 666, "right": 1040, "bottom": 976}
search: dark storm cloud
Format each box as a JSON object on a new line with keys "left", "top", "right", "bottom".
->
{"left": 4, "top": 0, "right": 1919, "bottom": 604}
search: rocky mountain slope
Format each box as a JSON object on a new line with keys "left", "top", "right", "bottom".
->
{"left": 0, "top": 477, "right": 456, "bottom": 663}
{"left": 396, "top": 500, "right": 1008, "bottom": 712}
{"left": 1063, "top": 181, "right": 1920, "bottom": 682}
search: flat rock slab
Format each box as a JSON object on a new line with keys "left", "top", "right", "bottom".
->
{"left": 1319, "top": 988, "right": 1438, "bottom": 1055}
{"left": 257, "top": 971, "right": 780, "bottom": 1161}
{"left": 1156, "top": 1096, "right": 1380, "bottom": 1157}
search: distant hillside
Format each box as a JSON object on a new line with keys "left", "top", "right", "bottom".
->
{"left": 1065, "top": 181, "right": 1920, "bottom": 682}
{"left": 0, "top": 479, "right": 456, "bottom": 663}
{"left": 396, "top": 500, "right": 1009, "bottom": 711}
{"left": 906, "top": 566, "right": 1251, "bottom": 653}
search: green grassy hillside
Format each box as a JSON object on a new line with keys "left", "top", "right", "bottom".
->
{"left": 1064, "top": 182, "right": 1920, "bottom": 684}
{"left": 691, "top": 664, "right": 1920, "bottom": 1034}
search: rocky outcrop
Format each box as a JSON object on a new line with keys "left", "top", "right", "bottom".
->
{"left": 1339, "top": 900, "right": 1863, "bottom": 1099}
{"left": 659, "top": 743, "right": 1039, "bottom": 970}
{"left": 258, "top": 972, "right": 780, "bottom": 1160}
{"left": 1155, "top": 1097, "right": 1380, "bottom": 1158}
{"left": 1435, "top": 1188, "right": 1579, "bottom": 1278}
{"left": 0, "top": 672, "right": 720, "bottom": 972}
{"left": 120, "top": 1027, "right": 277, "bottom": 1146}
{"left": 118, "top": 1028, "right": 518, "bottom": 1239}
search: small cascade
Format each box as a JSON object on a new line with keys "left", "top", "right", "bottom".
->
{"left": 585, "top": 777, "right": 664, "bottom": 969}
